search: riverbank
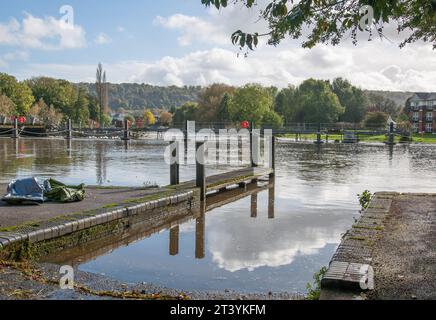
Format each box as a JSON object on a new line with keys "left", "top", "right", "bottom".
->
{"left": 320, "top": 192, "right": 436, "bottom": 300}
{"left": 279, "top": 133, "right": 436, "bottom": 144}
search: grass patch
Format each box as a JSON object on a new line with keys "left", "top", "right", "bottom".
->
{"left": 306, "top": 266, "right": 328, "bottom": 300}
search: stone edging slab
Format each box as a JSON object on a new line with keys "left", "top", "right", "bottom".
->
{"left": 321, "top": 192, "right": 397, "bottom": 292}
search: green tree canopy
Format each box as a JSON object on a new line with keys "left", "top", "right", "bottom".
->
{"left": 229, "top": 84, "right": 275, "bottom": 125}
{"left": 202, "top": 0, "right": 435, "bottom": 49}
{"left": 294, "top": 79, "right": 344, "bottom": 124}
{"left": 27, "top": 77, "right": 77, "bottom": 117}
{"left": 173, "top": 102, "right": 200, "bottom": 124}
{"left": 364, "top": 111, "right": 389, "bottom": 128}
{"left": 73, "top": 87, "right": 90, "bottom": 125}
{"left": 332, "top": 78, "right": 369, "bottom": 123}
{"left": 0, "top": 73, "right": 35, "bottom": 115}
{"left": 274, "top": 86, "right": 296, "bottom": 124}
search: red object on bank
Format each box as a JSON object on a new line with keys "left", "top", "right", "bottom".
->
{"left": 241, "top": 121, "right": 250, "bottom": 129}
{"left": 18, "top": 116, "right": 26, "bottom": 124}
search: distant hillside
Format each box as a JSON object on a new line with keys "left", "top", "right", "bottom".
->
{"left": 79, "top": 83, "right": 202, "bottom": 111}
{"left": 78, "top": 82, "right": 415, "bottom": 114}
{"left": 365, "top": 90, "right": 414, "bottom": 107}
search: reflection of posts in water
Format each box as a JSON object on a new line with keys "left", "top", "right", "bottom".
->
{"left": 195, "top": 204, "right": 206, "bottom": 259}
{"left": 123, "top": 139, "right": 129, "bottom": 151}
{"left": 388, "top": 144, "right": 394, "bottom": 160}
{"left": 96, "top": 142, "right": 108, "bottom": 185}
{"left": 66, "top": 118, "right": 72, "bottom": 140}
{"left": 268, "top": 181, "right": 275, "bottom": 219}
{"left": 251, "top": 193, "right": 258, "bottom": 218}
{"left": 169, "top": 226, "right": 180, "bottom": 256}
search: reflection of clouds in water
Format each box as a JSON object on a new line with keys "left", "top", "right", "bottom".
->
{"left": 206, "top": 209, "right": 348, "bottom": 272}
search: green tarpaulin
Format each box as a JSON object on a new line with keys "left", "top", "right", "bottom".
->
{"left": 44, "top": 179, "right": 85, "bottom": 203}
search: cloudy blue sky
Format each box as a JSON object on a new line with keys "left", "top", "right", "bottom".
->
{"left": 0, "top": 0, "right": 435, "bottom": 91}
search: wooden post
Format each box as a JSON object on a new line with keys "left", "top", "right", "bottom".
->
{"left": 122, "top": 119, "right": 130, "bottom": 141}
{"left": 170, "top": 141, "right": 180, "bottom": 185}
{"left": 316, "top": 123, "right": 322, "bottom": 144}
{"left": 184, "top": 120, "right": 188, "bottom": 152}
{"left": 66, "top": 119, "right": 72, "bottom": 140}
{"left": 12, "top": 118, "right": 18, "bottom": 139}
{"left": 196, "top": 141, "right": 206, "bottom": 201}
{"left": 269, "top": 136, "right": 276, "bottom": 178}
{"left": 250, "top": 121, "right": 256, "bottom": 167}
{"left": 388, "top": 122, "right": 395, "bottom": 145}
{"left": 169, "top": 226, "right": 179, "bottom": 256}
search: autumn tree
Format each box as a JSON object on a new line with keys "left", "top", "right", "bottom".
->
{"left": 0, "top": 94, "right": 15, "bottom": 118}
{"left": 0, "top": 73, "right": 34, "bottom": 115}
{"left": 144, "top": 110, "right": 156, "bottom": 126}
{"left": 160, "top": 111, "right": 173, "bottom": 126}
{"left": 32, "top": 99, "right": 64, "bottom": 128}
{"left": 196, "top": 83, "right": 235, "bottom": 122}
{"left": 202, "top": 0, "right": 436, "bottom": 50}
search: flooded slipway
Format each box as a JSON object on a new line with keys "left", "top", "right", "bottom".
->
{"left": 1, "top": 138, "right": 436, "bottom": 293}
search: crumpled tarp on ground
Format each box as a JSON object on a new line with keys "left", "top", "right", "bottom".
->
{"left": 2, "top": 178, "right": 85, "bottom": 205}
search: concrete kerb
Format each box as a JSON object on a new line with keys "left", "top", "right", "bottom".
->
{"left": 320, "top": 192, "right": 396, "bottom": 298}
{"left": 0, "top": 190, "right": 195, "bottom": 255}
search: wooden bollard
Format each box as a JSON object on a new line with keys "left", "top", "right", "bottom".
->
{"left": 270, "top": 136, "right": 276, "bottom": 178}
{"left": 66, "top": 119, "right": 72, "bottom": 140}
{"left": 12, "top": 118, "right": 18, "bottom": 139}
{"left": 122, "top": 119, "right": 130, "bottom": 141}
{"left": 170, "top": 141, "right": 180, "bottom": 185}
{"left": 250, "top": 121, "right": 257, "bottom": 167}
{"left": 196, "top": 141, "right": 206, "bottom": 201}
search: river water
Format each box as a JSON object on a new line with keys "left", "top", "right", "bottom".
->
{"left": 1, "top": 138, "right": 436, "bottom": 294}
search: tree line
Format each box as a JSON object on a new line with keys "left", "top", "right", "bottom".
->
{"left": 1, "top": 69, "right": 406, "bottom": 129}
{"left": 172, "top": 79, "right": 406, "bottom": 129}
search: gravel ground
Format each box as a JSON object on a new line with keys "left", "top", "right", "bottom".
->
{"left": 368, "top": 195, "right": 436, "bottom": 300}
{"left": 0, "top": 262, "right": 304, "bottom": 300}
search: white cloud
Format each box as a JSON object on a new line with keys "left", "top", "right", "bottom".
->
{"left": 117, "top": 26, "right": 125, "bottom": 33}
{"left": 15, "top": 40, "right": 436, "bottom": 92}
{"left": 154, "top": 14, "right": 227, "bottom": 47}
{"left": 0, "top": 50, "right": 29, "bottom": 68}
{"left": 95, "top": 32, "right": 112, "bottom": 45}
{"left": 0, "top": 13, "right": 86, "bottom": 50}
{"left": 154, "top": 2, "right": 270, "bottom": 48}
